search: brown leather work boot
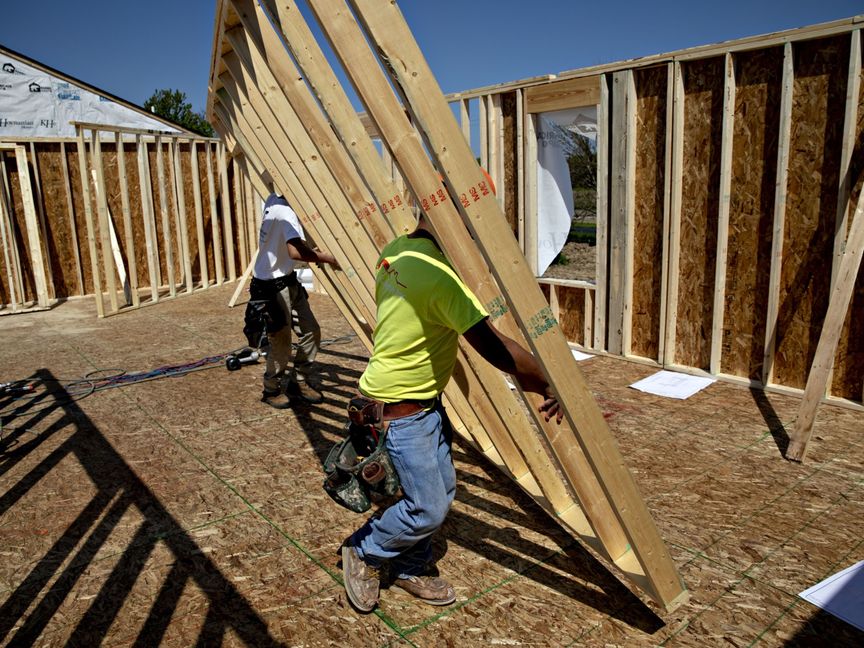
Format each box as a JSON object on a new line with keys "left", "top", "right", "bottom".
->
{"left": 286, "top": 380, "right": 324, "bottom": 404}
{"left": 393, "top": 575, "right": 456, "bottom": 606}
{"left": 342, "top": 545, "right": 380, "bottom": 613}
{"left": 261, "top": 388, "right": 291, "bottom": 409}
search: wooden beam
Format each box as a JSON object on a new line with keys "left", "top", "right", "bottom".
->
{"left": 658, "top": 63, "right": 675, "bottom": 364}
{"left": 155, "top": 136, "right": 177, "bottom": 297}
{"left": 75, "top": 129, "right": 104, "bottom": 317}
{"left": 217, "top": 141, "right": 236, "bottom": 281}
{"left": 525, "top": 76, "right": 602, "bottom": 113}
{"left": 14, "top": 146, "right": 49, "bottom": 308}
{"left": 115, "top": 132, "right": 139, "bottom": 307}
{"left": 710, "top": 53, "right": 736, "bottom": 375}
{"left": 0, "top": 151, "right": 19, "bottom": 311}
{"left": 594, "top": 74, "right": 610, "bottom": 352}
{"left": 190, "top": 141, "right": 209, "bottom": 289}
{"left": 516, "top": 89, "right": 525, "bottom": 251}
{"left": 608, "top": 71, "right": 634, "bottom": 356}
{"left": 762, "top": 42, "right": 794, "bottom": 386}
{"left": 523, "top": 112, "right": 538, "bottom": 272}
{"left": 27, "top": 142, "right": 55, "bottom": 299}
{"left": 135, "top": 135, "right": 160, "bottom": 303}
{"left": 786, "top": 184, "right": 864, "bottom": 461}
{"left": 663, "top": 62, "right": 685, "bottom": 366}
{"left": 206, "top": 142, "right": 225, "bottom": 285}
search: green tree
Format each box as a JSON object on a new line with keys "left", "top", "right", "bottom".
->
{"left": 143, "top": 89, "right": 214, "bottom": 137}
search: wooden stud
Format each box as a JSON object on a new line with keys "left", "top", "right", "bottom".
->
{"left": 75, "top": 128, "right": 104, "bottom": 317}
{"left": 232, "top": 155, "right": 248, "bottom": 270}
{"left": 762, "top": 42, "right": 794, "bottom": 386}
{"left": 0, "top": 149, "right": 25, "bottom": 308}
{"left": 608, "top": 71, "right": 631, "bottom": 355}
{"left": 206, "top": 142, "right": 225, "bottom": 285}
{"left": 663, "top": 62, "right": 685, "bottom": 366}
{"left": 459, "top": 97, "right": 470, "bottom": 145}
{"left": 584, "top": 288, "right": 594, "bottom": 346}
{"left": 90, "top": 166, "right": 130, "bottom": 311}
{"left": 14, "top": 146, "right": 49, "bottom": 308}
{"left": 27, "top": 142, "right": 55, "bottom": 298}
{"left": 479, "top": 94, "right": 488, "bottom": 170}
{"left": 516, "top": 89, "right": 525, "bottom": 251}
{"left": 135, "top": 134, "right": 160, "bottom": 303}
{"left": 155, "top": 136, "right": 177, "bottom": 297}
{"left": 523, "top": 112, "right": 538, "bottom": 272}
{"left": 710, "top": 53, "right": 736, "bottom": 375}
{"left": 658, "top": 63, "right": 675, "bottom": 364}
{"left": 218, "top": 142, "right": 236, "bottom": 281}
{"left": 91, "top": 131, "right": 119, "bottom": 312}
{"left": 594, "top": 75, "right": 610, "bottom": 352}
{"left": 0, "top": 151, "right": 19, "bottom": 311}
{"left": 60, "top": 141, "right": 84, "bottom": 295}
{"left": 115, "top": 132, "right": 139, "bottom": 307}
{"left": 190, "top": 141, "right": 209, "bottom": 288}
{"left": 826, "top": 29, "right": 862, "bottom": 399}
{"left": 623, "top": 71, "right": 637, "bottom": 356}
{"left": 786, "top": 187, "right": 864, "bottom": 461}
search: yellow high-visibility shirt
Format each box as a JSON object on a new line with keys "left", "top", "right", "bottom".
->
{"left": 359, "top": 235, "right": 487, "bottom": 402}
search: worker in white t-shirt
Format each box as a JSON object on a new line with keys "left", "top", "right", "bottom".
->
{"left": 251, "top": 192, "right": 341, "bottom": 407}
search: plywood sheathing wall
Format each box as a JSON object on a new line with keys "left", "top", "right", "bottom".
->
{"left": 722, "top": 47, "right": 783, "bottom": 381}
{"left": 831, "top": 47, "right": 864, "bottom": 400}
{"left": 558, "top": 285, "right": 587, "bottom": 345}
{"left": 0, "top": 136, "right": 244, "bottom": 314}
{"left": 774, "top": 37, "right": 848, "bottom": 389}
{"left": 675, "top": 57, "right": 724, "bottom": 370}
{"left": 632, "top": 66, "right": 668, "bottom": 360}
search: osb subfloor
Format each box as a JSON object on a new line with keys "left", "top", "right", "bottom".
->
{"left": 1, "top": 283, "right": 862, "bottom": 647}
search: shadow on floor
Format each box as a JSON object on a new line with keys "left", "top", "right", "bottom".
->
{"left": 0, "top": 368, "right": 288, "bottom": 647}
{"left": 750, "top": 386, "right": 790, "bottom": 457}
{"left": 288, "top": 351, "right": 665, "bottom": 634}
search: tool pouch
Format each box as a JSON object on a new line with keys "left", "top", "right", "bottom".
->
{"left": 322, "top": 421, "right": 401, "bottom": 513}
{"left": 347, "top": 396, "right": 385, "bottom": 427}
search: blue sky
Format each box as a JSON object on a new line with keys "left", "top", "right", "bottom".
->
{"left": 0, "top": 0, "right": 860, "bottom": 116}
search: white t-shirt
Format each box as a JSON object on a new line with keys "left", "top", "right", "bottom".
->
{"left": 252, "top": 194, "right": 305, "bottom": 280}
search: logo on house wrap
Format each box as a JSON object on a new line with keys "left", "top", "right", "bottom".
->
{"left": 2, "top": 62, "right": 17, "bottom": 74}
{"left": 0, "top": 117, "right": 35, "bottom": 130}
{"left": 29, "top": 82, "right": 52, "bottom": 93}
{"left": 56, "top": 83, "right": 80, "bottom": 101}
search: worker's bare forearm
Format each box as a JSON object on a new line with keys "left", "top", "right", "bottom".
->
{"left": 287, "top": 239, "right": 341, "bottom": 269}
{"left": 463, "top": 319, "right": 548, "bottom": 394}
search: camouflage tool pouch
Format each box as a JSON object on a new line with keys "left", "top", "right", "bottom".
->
{"left": 322, "top": 421, "right": 401, "bottom": 514}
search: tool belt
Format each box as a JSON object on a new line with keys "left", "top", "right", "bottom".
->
{"left": 249, "top": 272, "right": 299, "bottom": 299}
{"left": 323, "top": 421, "right": 401, "bottom": 513}
{"left": 243, "top": 273, "right": 300, "bottom": 347}
{"left": 322, "top": 395, "right": 434, "bottom": 513}
{"left": 346, "top": 395, "right": 436, "bottom": 427}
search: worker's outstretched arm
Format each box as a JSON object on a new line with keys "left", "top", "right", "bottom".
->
{"left": 286, "top": 238, "right": 341, "bottom": 271}
{"left": 463, "top": 318, "right": 563, "bottom": 423}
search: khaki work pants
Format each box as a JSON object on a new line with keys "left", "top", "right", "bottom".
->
{"left": 263, "top": 282, "right": 321, "bottom": 392}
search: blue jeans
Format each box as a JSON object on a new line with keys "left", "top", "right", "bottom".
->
{"left": 351, "top": 402, "right": 456, "bottom": 579}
